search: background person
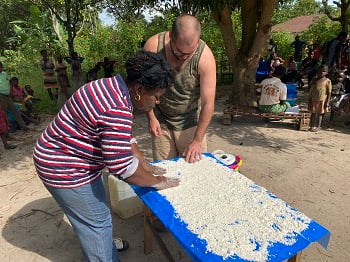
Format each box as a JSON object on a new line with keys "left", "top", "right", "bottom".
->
{"left": 97, "top": 57, "right": 116, "bottom": 78}
{"left": 65, "top": 52, "right": 84, "bottom": 91}
{"left": 290, "top": 35, "right": 307, "bottom": 62}
{"left": 0, "top": 62, "right": 28, "bottom": 131}
{"left": 321, "top": 31, "right": 347, "bottom": 69}
{"left": 33, "top": 50, "right": 178, "bottom": 262}
{"left": 10, "top": 77, "right": 26, "bottom": 103}
{"left": 308, "top": 64, "right": 332, "bottom": 132}
{"left": 0, "top": 103, "right": 16, "bottom": 150}
{"left": 56, "top": 74, "right": 72, "bottom": 109}
{"left": 55, "top": 55, "right": 68, "bottom": 76}
{"left": 86, "top": 63, "right": 101, "bottom": 83}
{"left": 143, "top": 14, "right": 216, "bottom": 163}
{"left": 40, "top": 50, "right": 58, "bottom": 101}
{"left": 258, "top": 65, "right": 291, "bottom": 113}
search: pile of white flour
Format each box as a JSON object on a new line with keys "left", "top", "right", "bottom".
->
{"left": 155, "top": 156, "right": 311, "bottom": 261}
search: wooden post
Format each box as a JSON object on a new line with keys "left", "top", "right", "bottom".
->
{"left": 144, "top": 206, "right": 153, "bottom": 254}
{"left": 287, "top": 252, "right": 302, "bottom": 262}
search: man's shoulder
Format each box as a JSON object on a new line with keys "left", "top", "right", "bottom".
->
{"left": 144, "top": 31, "right": 168, "bottom": 52}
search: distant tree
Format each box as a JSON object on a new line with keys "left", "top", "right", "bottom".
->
{"left": 103, "top": 0, "right": 146, "bottom": 22}
{"left": 322, "top": 0, "right": 350, "bottom": 32}
{"left": 273, "top": 0, "right": 322, "bottom": 25}
{"left": 34, "top": 0, "right": 102, "bottom": 53}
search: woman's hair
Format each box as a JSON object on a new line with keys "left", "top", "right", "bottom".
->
{"left": 125, "top": 50, "right": 175, "bottom": 91}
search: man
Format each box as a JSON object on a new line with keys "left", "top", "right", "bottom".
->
{"left": 290, "top": 35, "right": 306, "bottom": 62}
{"left": 143, "top": 14, "right": 216, "bottom": 163}
{"left": 0, "top": 62, "right": 28, "bottom": 131}
{"left": 258, "top": 65, "right": 291, "bottom": 113}
{"left": 321, "top": 31, "right": 347, "bottom": 69}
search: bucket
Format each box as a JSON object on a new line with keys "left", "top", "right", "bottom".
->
{"left": 286, "top": 83, "right": 298, "bottom": 106}
{"left": 108, "top": 174, "right": 143, "bottom": 219}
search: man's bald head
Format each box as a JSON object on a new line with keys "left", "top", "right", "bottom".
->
{"left": 171, "top": 14, "right": 201, "bottom": 45}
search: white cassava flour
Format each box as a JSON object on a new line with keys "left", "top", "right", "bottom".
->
{"left": 155, "top": 156, "right": 311, "bottom": 261}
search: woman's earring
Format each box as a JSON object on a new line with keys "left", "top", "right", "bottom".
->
{"left": 135, "top": 93, "right": 141, "bottom": 101}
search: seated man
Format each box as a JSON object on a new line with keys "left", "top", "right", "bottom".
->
{"left": 258, "top": 65, "right": 291, "bottom": 113}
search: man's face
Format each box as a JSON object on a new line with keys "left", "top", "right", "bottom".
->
{"left": 170, "top": 35, "right": 199, "bottom": 61}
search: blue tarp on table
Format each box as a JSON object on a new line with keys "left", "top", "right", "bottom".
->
{"left": 131, "top": 153, "right": 330, "bottom": 262}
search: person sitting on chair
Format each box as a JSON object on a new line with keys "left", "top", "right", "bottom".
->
{"left": 258, "top": 65, "right": 291, "bottom": 113}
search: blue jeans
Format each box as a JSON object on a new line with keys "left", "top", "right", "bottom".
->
{"left": 45, "top": 177, "right": 119, "bottom": 262}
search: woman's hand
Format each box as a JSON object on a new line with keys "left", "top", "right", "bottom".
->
{"left": 142, "top": 160, "right": 166, "bottom": 176}
{"left": 152, "top": 176, "right": 180, "bottom": 190}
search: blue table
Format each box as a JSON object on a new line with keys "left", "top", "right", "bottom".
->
{"left": 131, "top": 153, "right": 330, "bottom": 262}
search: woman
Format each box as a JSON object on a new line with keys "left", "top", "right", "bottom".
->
{"left": 70, "top": 52, "right": 84, "bottom": 91}
{"left": 56, "top": 74, "right": 72, "bottom": 109}
{"left": 40, "top": 50, "right": 58, "bottom": 100}
{"left": 33, "top": 51, "right": 179, "bottom": 261}
{"left": 55, "top": 55, "right": 68, "bottom": 76}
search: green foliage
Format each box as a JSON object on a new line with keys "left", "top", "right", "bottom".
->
{"left": 75, "top": 25, "right": 119, "bottom": 71}
{"left": 273, "top": 0, "right": 322, "bottom": 25}
{"left": 8, "top": 5, "right": 64, "bottom": 53}
{"left": 144, "top": 13, "right": 176, "bottom": 40}
{"left": 113, "top": 19, "right": 147, "bottom": 73}
{"left": 201, "top": 18, "right": 225, "bottom": 63}
{"left": 271, "top": 31, "right": 294, "bottom": 60}
{"left": 0, "top": 0, "right": 32, "bottom": 54}
{"left": 301, "top": 16, "right": 341, "bottom": 46}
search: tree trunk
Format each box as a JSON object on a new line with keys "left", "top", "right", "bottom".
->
{"left": 232, "top": 55, "right": 260, "bottom": 106}
{"left": 212, "top": 0, "right": 277, "bottom": 106}
{"left": 50, "top": 12, "right": 63, "bottom": 42}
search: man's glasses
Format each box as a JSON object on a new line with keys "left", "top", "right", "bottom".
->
{"left": 170, "top": 40, "right": 198, "bottom": 60}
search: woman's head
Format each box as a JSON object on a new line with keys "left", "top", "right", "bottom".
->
{"left": 10, "top": 77, "right": 19, "bottom": 87}
{"left": 125, "top": 50, "right": 175, "bottom": 112}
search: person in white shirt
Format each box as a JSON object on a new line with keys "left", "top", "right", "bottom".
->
{"left": 258, "top": 65, "right": 291, "bottom": 113}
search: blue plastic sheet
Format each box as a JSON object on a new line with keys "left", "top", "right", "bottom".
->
{"left": 131, "top": 153, "right": 330, "bottom": 262}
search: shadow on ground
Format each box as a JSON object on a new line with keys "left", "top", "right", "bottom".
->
{"left": 2, "top": 197, "right": 82, "bottom": 262}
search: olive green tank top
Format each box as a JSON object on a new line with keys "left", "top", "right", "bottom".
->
{"left": 155, "top": 32, "right": 205, "bottom": 130}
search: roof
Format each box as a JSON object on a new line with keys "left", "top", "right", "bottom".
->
{"left": 272, "top": 14, "right": 326, "bottom": 34}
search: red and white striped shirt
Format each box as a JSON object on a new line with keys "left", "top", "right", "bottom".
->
{"left": 33, "top": 75, "right": 138, "bottom": 188}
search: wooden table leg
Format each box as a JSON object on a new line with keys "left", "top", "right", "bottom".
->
{"left": 287, "top": 251, "right": 302, "bottom": 262}
{"left": 144, "top": 205, "right": 153, "bottom": 254}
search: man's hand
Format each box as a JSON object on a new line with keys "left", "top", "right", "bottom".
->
{"left": 148, "top": 117, "right": 162, "bottom": 137}
{"left": 183, "top": 140, "right": 203, "bottom": 163}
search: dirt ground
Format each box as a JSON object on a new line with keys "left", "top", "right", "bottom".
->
{"left": 0, "top": 88, "right": 349, "bottom": 262}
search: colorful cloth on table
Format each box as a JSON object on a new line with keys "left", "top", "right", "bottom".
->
{"left": 259, "top": 102, "right": 291, "bottom": 113}
{"left": 33, "top": 74, "right": 138, "bottom": 188}
{"left": 41, "top": 58, "right": 58, "bottom": 89}
{"left": 155, "top": 31, "right": 206, "bottom": 131}
{"left": 0, "top": 105, "right": 9, "bottom": 134}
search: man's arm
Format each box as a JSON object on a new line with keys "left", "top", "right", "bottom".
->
{"left": 184, "top": 44, "right": 216, "bottom": 163}
{"left": 143, "top": 34, "right": 163, "bottom": 137}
